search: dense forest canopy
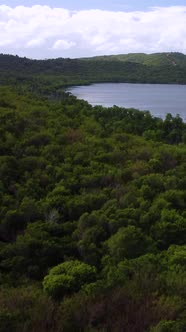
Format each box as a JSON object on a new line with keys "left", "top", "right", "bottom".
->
{"left": 0, "top": 53, "right": 185, "bottom": 331}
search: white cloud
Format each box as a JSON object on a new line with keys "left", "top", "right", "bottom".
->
{"left": 53, "top": 39, "right": 76, "bottom": 50}
{"left": 0, "top": 5, "right": 186, "bottom": 58}
{"left": 26, "top": 38, "right": 45, "bottom": 48}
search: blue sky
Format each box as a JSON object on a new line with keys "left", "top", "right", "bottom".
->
{"left": 4, "top": 0, "right": 186, "bottom": 11}
{"left": 1, "top": 1, "right": 186, "bottom": 58}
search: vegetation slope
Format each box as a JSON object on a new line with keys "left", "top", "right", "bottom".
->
{"left": 82, "top": 52, "right": 186, "bottom": 66}
{"left": 0, "top": 54, "right": 185, "bottom": 332}
{"left": 1, "top": 52, "right": 186, "bottom": 90}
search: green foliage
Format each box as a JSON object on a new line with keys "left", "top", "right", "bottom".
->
{"left": 106, "top": 225, "right": 152, "bottom": 261}
{"left": 43, "top": 274, "right": 75, "bottom": 299}
{"left": 0, "top": 64, "right": 185, "bottom": 331}
{"left": 150, "top": 320, "right": 186, "bottom": 332}
{"left": 43, "top": 260, "right": 97, "bottom": 299}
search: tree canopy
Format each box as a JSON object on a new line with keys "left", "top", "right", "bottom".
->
{"left": 0, "top": 56, "right": 185, "bottom": 331}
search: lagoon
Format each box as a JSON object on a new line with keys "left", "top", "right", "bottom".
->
{"left": 67, "top": 83, "right": 186, "bottom": 121}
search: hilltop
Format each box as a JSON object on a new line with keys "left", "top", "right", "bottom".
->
{"left": 82, "top": 52, "right": 186, "bottom": 67}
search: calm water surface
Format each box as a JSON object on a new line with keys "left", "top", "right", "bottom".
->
{"left": 67, "top": 83, "right": 186, "bottom": 121}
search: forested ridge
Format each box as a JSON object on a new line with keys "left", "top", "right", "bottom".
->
{"left": 1, "top": 52, "right": 186, "bottom": 88}
{"left": 82, "top": 52, "right": 186, "bottom": 66}
{"left": 0, "top": 54, "right": 186, "bottom": 331}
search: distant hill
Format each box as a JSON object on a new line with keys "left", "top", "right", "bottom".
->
{"left": 1, "top": 52, "right": 186, "bottom": 88}
{"left": 82, "top": 52, "right": 186, "bottom": 67}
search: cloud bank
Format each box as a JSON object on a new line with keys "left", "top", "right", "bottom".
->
{"left": 0, "top": 5, "right": 186, "bottom": 58}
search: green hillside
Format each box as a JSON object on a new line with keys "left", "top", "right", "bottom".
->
{"left": 0, "top": 52, "right": 185, "bottom": 331}
{"left": 1, "top": 52, "right": 186, "bottom": 89}
{"left": 82, "top": 52, "right": 186, "bottom": 67}
{"left": 0, "top": 85, "right": 185, "bottom": 332}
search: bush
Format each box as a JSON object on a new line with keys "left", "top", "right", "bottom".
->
{"left": 43, "top": 260, "right": 97, "bottom": 299}
{"left": 150, "top": 320, "right": 186, "bottom": 332}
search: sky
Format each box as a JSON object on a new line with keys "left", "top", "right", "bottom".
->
{"left": 1, "top": 1, "right": 186, "bottom": 58}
